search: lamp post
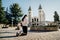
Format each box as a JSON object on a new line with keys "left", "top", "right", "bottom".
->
{"left": 11, "top": 17, "right": 14, "bottom": 27}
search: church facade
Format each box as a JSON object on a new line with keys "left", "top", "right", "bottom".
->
{"left": 28, "top": 5, "right": 45, "bottom": 27}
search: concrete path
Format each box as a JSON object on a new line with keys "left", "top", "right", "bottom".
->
{"left": 0, "top": 27, "right": 60, "bottom": 40}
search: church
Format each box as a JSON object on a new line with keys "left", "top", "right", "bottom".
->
{"left": 28, "top": 5, "right": 45, "bottom": 27}
{"left": 27, "top": 5, "right": 58, "bottom": 31}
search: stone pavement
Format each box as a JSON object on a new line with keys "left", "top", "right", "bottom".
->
{"left": 0, "top": 27, "right": 60, "bottom": 40}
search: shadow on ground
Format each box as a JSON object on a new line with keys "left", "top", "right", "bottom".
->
{"left": 28, "top": 30, "right": 58, "bottom": 33}
{"left": 0, "top": 36, "right": 17, "bottom": 38}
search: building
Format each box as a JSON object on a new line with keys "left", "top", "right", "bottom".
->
{"left": 28, "top": 5, "right": 45, "bottom": 27}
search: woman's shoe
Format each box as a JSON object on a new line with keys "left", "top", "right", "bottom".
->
{"left": 16, "top": 32, "right": 19, "bottom": 36}
{"left": 19, "top": 33, "right": 27, "bottom": 36}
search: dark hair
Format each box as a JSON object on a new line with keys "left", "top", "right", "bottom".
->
{"left": 22, "top": 15, "right": 27, "bottom": 21}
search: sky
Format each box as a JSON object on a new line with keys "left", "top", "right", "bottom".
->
{"left": 2, "top": 0, "right": 60, "bottom": 21}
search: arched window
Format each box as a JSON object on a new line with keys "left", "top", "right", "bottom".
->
{"left": 32, "top": 19, "right": 34, "bottom": 22}
{"left": 34, "top": 18, "right": 36, "bottom": 21}
{"left": 37, "top": 18, "right": 38, "bottom": 22}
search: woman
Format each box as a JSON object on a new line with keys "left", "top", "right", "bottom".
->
{"left": 21, "top": 14, "right": 28, "bottom": 35}
{"left": 16, "top": 15, "right": 28, "bottom": 36}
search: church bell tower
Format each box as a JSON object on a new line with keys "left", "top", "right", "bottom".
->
{"left": 38, "top": 5, "right": 45, "bottom": 26}
{"left": 28, "top": 6, "right": 32, "bottom": 27}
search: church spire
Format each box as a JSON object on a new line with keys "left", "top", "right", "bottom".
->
{"left": 39, "top": 4, "right": 42, "bottom": 9}
{"left": 28, "top": 6, "right": 31, "bottom": 11}
{"left": 28, "top": 6, "right": 32, "bottom": 27}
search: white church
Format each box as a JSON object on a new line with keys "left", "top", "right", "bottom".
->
{"left": 28, "top": 5, "right": 46, "bottom": 27}
{"left": 27, "top": 5, "right": 59, "bottom": 31}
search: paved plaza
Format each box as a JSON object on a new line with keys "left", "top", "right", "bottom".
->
{"left": 0, "top": 27, "right": 60, "bottom": 40}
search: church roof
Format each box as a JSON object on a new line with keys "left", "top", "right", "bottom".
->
{"left": 28, "top": 6, "right": 31, "bottom": 11}
{"left": 39, "top": 5, "right": 42, "bottom": 9}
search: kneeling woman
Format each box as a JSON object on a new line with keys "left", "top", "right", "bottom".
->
{"left": 22, "top": 15, "right": 28, "bottom": 35}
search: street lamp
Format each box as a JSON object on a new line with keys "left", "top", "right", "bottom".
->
{"left": 11, "top": 17, "right": 14, "bottom": 27}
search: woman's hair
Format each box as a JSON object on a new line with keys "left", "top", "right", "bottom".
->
{"left": 22, "top": 15, "right": 27, "bottom": 21}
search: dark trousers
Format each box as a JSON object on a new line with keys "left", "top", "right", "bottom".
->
{"left": 22, "top": 26, "right": 27, "bottom": 34}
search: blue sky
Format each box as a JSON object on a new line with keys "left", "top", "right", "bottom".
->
{"left": 2, "top": 0, "right": 60, "bottom": 21}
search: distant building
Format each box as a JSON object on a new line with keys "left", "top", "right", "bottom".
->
{"left": 28, "top": 5, "right": 45, "bottom": 27}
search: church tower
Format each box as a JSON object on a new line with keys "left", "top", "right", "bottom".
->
{"left": 38, "top": 5, "right": 45, "bottom": 26}
{"left": 28, "top": 6, "right": 32, "bottom": 27}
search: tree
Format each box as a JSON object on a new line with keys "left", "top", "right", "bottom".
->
{"left": 10, "top": 3, "right": 23, "bottom": 25}
{"left": 5, "top": 11, "right": 12, "bottom": 24}
{"left": 0, "top": 0, "right": 8, "bottom": 24}
{"left": 54, "top": 11, "right": 59, "bottom": 22}
{"left": 5, "top": 8, "right": 11, "bottom": 24}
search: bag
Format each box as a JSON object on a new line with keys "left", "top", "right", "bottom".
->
{"left": 21, "top": 23, "right": 23, "bottom": 26}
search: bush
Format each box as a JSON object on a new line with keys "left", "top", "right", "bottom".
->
{"left": 44, "top": 25, "right": 57, "bottom": 27}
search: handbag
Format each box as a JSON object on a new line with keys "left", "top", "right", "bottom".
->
{"left": 21, "top": 23, "right": 23, "bottom": 26}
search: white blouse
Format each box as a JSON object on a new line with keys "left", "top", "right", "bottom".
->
{"left": 22, "top": 17, "right": 28, "bottom": 26}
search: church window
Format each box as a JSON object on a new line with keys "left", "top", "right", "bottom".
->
{"left": 37, "top": 24, "right": 38, "bottom": 25}
{"left": 34, "top": 18, "right": 36, "bottom": 21}
{"left": 37, "top": 19, "right": 38, "bottom": 22}
{"left": 32, "top": 19, "right": 34, "bottom": 22}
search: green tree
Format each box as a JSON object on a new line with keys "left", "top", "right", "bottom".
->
{"left": 0, "top": 0, "right": 8, "bottom": 24}
{"left": 54, "top": 11, "right": 59, "bottom": 22}
{"left": 10, "top": 3, "right": 23, "bottom": 25}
